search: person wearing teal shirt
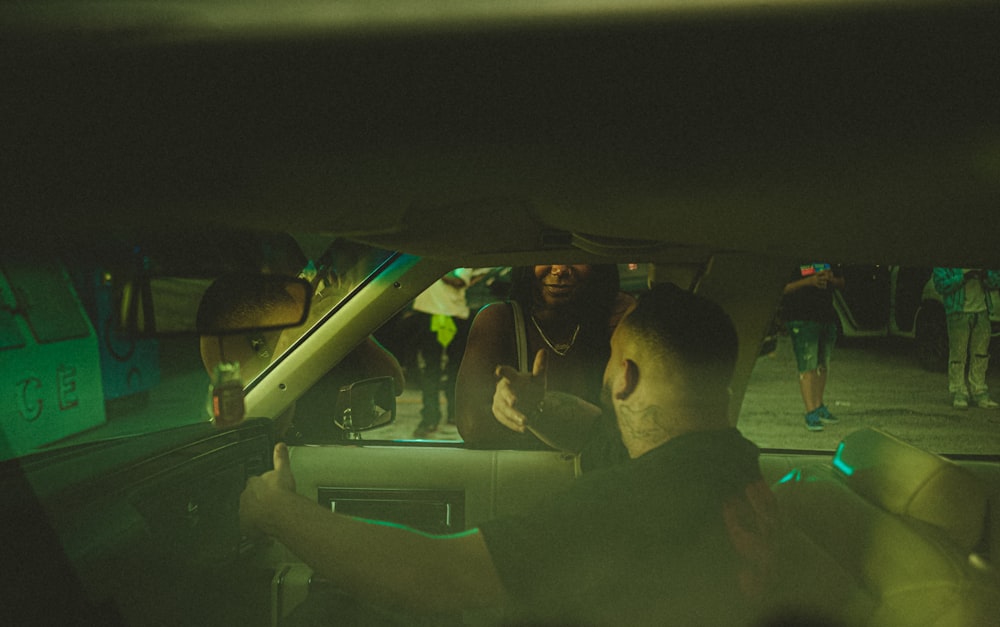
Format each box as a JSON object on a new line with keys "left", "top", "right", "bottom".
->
{"left": 932, "top": 268, "right": 1000, "bottom": 409}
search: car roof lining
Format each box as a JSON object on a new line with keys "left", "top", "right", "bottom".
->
{"left": 4, "top": 1, "right": 1000, "bottom": 267}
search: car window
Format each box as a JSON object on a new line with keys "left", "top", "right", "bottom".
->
{"left": 352, "top": 261, "right": 1000, "bottom": 458}
{"left": 740, "top": 265, "right": 1000, "bottom": 455}
{"left": 371, "top": 265, "right": 528, "bottom": 441}
{"left": 0, "top": 232, "right": 392, "bottom": 462}
{"left": 6, "top": 238, "right": 998, "bottom": 461}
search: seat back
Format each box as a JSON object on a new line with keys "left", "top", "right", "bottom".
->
{"left": 767, "top": 428, "right": 1000, "bottom": 627}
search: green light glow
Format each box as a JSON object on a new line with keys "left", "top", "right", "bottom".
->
{"left": 777, "top": 469, "right": 801, "bottom": 484}
{"left": 354, "top": 517, "right": 478, "bottom": 540}
{"left": 832, "top": 442, "right": 855, "bottom": 476}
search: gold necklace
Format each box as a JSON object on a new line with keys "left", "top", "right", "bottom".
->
{"left": 531, "top": 315, "right": 581, "bottom": 356}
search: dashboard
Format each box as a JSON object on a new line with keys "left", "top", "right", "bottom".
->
{"left": 3, "top": 419, "right": 275, "bottom": 626}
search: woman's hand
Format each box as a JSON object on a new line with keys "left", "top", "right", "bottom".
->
{"left": 491, "top": 349, "right": 548, "bottom": 433}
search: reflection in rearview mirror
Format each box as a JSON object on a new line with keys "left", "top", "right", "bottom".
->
{"left": 335, "top": 377, "right": 397, "bottom": 438}
{"left": 117, "top": 273, "right": 311, "bottom": 337}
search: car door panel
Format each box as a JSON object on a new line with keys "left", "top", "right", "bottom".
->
{"left": 288, "top": 445, "right": 579, "bottom": 531}
{"left": 2, "top": 419, "right": 276, "bottom": 627}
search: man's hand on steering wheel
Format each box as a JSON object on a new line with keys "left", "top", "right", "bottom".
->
{"left": 240, "top": 442, "right": 297, "bottom": 537}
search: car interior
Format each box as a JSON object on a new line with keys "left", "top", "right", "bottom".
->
{"left": 3, "top": 1, "right": 1000, "bottom": 626}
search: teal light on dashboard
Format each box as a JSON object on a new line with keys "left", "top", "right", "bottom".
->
{"left": 354, "top": 516, "right": 477, "bottom": 540}
{"left": 832, "top": 442, "right": 855, "bottom": 476}
{"left": 440, "top": 528, "right": 479, "bottom": 540}
{"left": 777, "top": 469, "right": 802, "bottom": 484}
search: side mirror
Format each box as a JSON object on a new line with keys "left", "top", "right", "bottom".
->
{"left": 334, "top": 377, "right": 396, "bottom": 439}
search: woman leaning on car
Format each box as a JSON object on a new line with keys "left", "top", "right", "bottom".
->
{"left": 455, "top": 264, "right": 634, "bottom": 470}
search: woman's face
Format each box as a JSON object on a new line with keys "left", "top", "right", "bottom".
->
{"left": 532, "top": 265, "right": 593, "bottom": 308}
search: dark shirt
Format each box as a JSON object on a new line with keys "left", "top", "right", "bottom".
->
{"left": 579, "top": 408, "right": 629, "bottom": 471}
{"left": 479, "top": 428, "right": 772, "bottom": 627}
{"left": 781, "top": 264, "right": 838, "bottom": 324}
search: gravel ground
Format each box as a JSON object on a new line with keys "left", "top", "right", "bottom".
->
{"left": 739, "top": 335, "right": 1000, "bottom": 455}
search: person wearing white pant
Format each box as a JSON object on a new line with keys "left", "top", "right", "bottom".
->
{"left": 932, "top": 268, "right": 1000, "bottom": 409}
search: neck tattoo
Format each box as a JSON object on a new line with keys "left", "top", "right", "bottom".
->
{"left": 531, "top": 315, "right": 581, "bottom": 356}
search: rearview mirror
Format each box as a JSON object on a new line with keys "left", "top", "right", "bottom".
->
{"left": 118, "top": 273, "right": 311, "bottom": 337}
{"left": 334, "top": 377, "right": 396, "bottom": 438}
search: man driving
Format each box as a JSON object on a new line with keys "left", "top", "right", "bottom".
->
{"left": 239, "top": 284, "right": 777, "bottom": 626}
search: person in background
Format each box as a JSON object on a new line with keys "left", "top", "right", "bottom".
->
{"left": 781, "top": 263, "right": 846, "bottom": 432}
{"left": 932, "top": 268, "right": 1000, "bottom": 409}
{"left": 456, "top": 264, "right": 634, "bottom": 469}
{"left": 465, "top": 266, "right": 513, "bottom": 314}
{"left": 411, "top": 268, "right": 493, "bottom": 438}
{"left": 239, "top": 285, "right": 778, "bottom": 627}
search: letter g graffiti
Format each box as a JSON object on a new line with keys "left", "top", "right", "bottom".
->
{"left": 18, "top": 377, "right": 43, "bottom": 422}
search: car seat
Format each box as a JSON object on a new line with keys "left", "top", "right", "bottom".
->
{"left": 765, "top": 428, "right": 1000, "bottom": 626}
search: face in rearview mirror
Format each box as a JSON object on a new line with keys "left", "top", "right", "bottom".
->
{"left": 193, "top": 273, "right": 312, "bottom": 381}
{"left": 335, "top": 377, "right": 397, "bottom": 436}
{"left": 195, "top": 273, "right": 311, "bottom": 336}
{"left": 117, "top": 272, "right": 311, "bottom": 337}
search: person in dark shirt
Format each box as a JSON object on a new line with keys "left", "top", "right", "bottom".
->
{"left": 781, "top": 263, "right": 846, "bottom": 431}
{"left": 239, "top": 284, "right": 777, "bottom": 626}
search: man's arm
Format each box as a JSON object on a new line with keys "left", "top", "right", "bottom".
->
{"left": 351, "top": 335, "right": 406, "bottom": 395}
{"left": 241, "top": 443, "right": 509, "bottom": 615}
{"left": 783, "top": 270, "right": 838, "bottom": 294}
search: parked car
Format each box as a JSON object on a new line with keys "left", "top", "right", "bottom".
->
{"left": 832, "top": 265, "right": 1000, "bottom": 371}
{"left": 4, "top": 2, "right": 1000, "bottom": 626}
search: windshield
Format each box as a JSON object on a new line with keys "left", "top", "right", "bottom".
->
{"left": 0, "top": 231, "right": 393, "bottom": 461}
{"left": 4, "top": 245, "right": 999, "bottom": 462}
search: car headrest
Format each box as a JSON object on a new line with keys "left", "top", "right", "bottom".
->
{"left": 831, "top": 428, "right": 987, "bottom": 552}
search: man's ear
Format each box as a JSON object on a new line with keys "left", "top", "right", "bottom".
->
{"left": 616, "top": 359, "right": 639, "bottom": 401}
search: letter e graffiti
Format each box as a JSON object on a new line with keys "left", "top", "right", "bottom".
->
{"left": 18, "top": 377, "right": 43, "bottom": 422}
{"left": 58, "top": 365, "right": 79, "bottom": 410}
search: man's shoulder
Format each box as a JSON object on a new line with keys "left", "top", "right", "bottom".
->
{"left": 640, "top": 430, "right": 761, "bottom": 482}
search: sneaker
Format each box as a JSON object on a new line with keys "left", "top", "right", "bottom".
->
{"left": 953, "top": 394, "right": 969, "bottom": 409}
{"left": 804, "top": 409, "right": 824, "bottom": 432}
{"left": 816, "top": 404, "right": 839, "bottom": 424}
{"left": 973, "top": 395, "right": 999, "bottom": 409}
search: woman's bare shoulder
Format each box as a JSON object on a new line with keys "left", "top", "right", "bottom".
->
{"left": 471, "top": 301, "right": 515, "bottom": 331}
{"left": 464, "top": 302, "right": 519, "bottom": 360}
